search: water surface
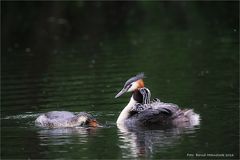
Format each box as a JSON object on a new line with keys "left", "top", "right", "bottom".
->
{"left": 2, "top": 2, "right": 239, "bottom": 159}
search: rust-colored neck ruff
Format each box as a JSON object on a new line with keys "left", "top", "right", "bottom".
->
{"left": 137, "top": 79, "right": 144, "bottom": 88}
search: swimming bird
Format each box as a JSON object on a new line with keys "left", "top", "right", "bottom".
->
{"left": 115, "top": 73, "right": 200, "bottom": 127}
{"left": 35, "top": 111, "right": 98, "bottom": 128}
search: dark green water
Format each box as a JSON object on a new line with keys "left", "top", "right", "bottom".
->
{"left": 1, "top": 2, "right": 239, "bottom": 159}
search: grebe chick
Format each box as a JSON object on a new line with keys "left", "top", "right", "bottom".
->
{"left": 35, "top": 111, "right": 98, "bottom": 128}
{"left": 115, "top": 73, "right": 200, "bottom": 127}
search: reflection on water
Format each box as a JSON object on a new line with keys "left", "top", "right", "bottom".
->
{"left": 37, "top": 127, "right": 98, "bottom": 137}
{"left": 37, "top": 127, "right": 98, "bottom": 145}
{"left": 117, "top": 123, "right": 199, "bottom": 158}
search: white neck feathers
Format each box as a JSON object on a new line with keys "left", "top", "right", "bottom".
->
{"left": 116, "top": 96, "right": 137, "bottom": 124}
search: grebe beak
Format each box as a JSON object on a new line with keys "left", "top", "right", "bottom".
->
{"left": 115, "top": 88, "right": 127, "bottom": 98}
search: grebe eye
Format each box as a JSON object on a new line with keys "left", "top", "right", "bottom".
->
{"left": 124, "top": 83, "right": 132, "bottom": 89}
{"left": 85, "top": 120, "right": 90, "bottom": 124}
{"left": 127, "top": 84, "right": 132, "bottom": 89}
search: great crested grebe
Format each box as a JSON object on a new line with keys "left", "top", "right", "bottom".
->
{"left": 115, "top": 73, "right": 200, "bottom": 127}
{"left": 35, "top": 111, "right": 98, "bottom": 128}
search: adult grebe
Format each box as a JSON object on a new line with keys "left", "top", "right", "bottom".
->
{"left": 115, "top": 73, "right": 200, "bottom": 127}
{"left": 35, "top": 111, "right": 98, "bottom": 128}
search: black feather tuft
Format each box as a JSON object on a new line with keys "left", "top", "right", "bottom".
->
{"left": 124, "top": 72, "right": 145, "bottom": 88}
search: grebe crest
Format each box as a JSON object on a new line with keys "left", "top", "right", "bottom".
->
{"left": 115, "top": 73, "right": 145, "bottom": 98}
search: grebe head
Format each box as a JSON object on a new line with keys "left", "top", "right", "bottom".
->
{"left": 77, "top": 112, "right": 99, "bottom": 127}
{"left": 115, "top": 73, "right": 145, "bottom": 98}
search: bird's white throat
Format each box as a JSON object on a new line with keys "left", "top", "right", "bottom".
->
{"left": 116, "top": 96, "right": 137, "bottom": 124}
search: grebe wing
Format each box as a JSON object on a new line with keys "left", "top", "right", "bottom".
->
{"left": 44, "top": 111, "right": 75, "bottom": 120}
{"left": 130, "top": 101, "right": 179, "bottom": 115}
{"left": 151, "top": 101, "right": 179, "bottom": 114}
{"left": 128, "top": 102, "right": 180, "bottom": 125}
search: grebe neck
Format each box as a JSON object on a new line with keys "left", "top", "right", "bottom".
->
{"left": 116, "top": 96, "right": 137, "bottom": 124}
{"left": 116, "top": 90, "right": 143, "bottom": 124}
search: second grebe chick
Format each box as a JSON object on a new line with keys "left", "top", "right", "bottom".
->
{"left": 35, "top": 111, "right": 98, "bottom": 128}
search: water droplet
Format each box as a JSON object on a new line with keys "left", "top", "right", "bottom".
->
{"left": 25, "top": 48, "right": 31, "bottom": 52}
{"left": 58, "top": 18, "right": 67, "bottom": 24}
